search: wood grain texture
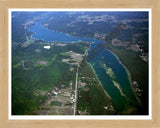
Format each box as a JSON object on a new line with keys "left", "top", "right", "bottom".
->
{"left": 0, "top": 0, "right": 160, "bottom": 127}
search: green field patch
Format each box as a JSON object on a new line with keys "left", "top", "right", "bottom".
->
{"left": 60, "top": 52, "right": 69, "bottom": 56}
{"left": 50, "top": 101, "right": 54, "bottom": 107}
{"left": 52, "top": 54, "right": 57, "bottom": 61}
{"left": 34, "top": 64, "right": 46, "bottom": 68}
{"left": 50, "top": 101, "right": 62, "bottom": 107}
{"left": 13, "top": 62, "right": 21, "bottom": 68}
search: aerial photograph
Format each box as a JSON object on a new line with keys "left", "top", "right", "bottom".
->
{"left": 11, "top": 10, "right": 149, "bottom": 115}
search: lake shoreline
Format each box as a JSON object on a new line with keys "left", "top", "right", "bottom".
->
{"left": 105, "top": 48, "right": 142, "bottom": 106}
{"left": 84, "top": 43, "right": 112, "bottom": 100}
{"left": 28, "top": 17, "right": 141, "bottom": 112}
{"left": 88, "top": 62, "right": 112, "bottom": 100}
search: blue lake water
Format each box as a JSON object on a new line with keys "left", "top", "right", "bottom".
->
{"left": 28, "top": 17, "right": 138, "bottom": 112}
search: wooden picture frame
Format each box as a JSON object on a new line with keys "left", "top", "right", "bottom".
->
{"left": 0, "top": 0, "right": 160, "bottom": 127}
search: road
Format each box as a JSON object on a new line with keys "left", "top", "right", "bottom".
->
{"left": 73, "top": 49, "right": 87, "bottom": 115}
{"left": 73, "top": 67, "right": 78, "bottom": 115}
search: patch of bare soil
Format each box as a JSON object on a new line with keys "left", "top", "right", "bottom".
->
{"left": 36, "top": 61, "right": 48, "bottom": 65}
{"left": 34, "top": 85, "right": 75, "bottom": 115}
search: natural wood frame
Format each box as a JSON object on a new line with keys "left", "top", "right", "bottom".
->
{"left": 0, "top": 0, "right": 160, "bottom": 127}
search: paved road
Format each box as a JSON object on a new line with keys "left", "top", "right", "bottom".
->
{"left": 73, "top": 68, "right": 78, "bottom": 115}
